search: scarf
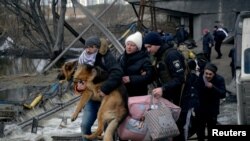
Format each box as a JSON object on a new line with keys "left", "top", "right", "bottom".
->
{"left": 78, "top": 49, "right": 98, "bottom": 66}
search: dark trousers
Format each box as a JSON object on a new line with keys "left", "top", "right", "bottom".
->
{"left": 204, "top": 53, "right": 211, "bottom": 62}
{"left": 196, "top": 113, "right": 217, "bottom": 141}
{"left": 173, "top": 111, "right": 187, "bottom": 141}
{"left": 230, "top": 65, "right": 235, "bottom": 78}
{"left": 215, "top": 41, "right": 222, "bottom": 57}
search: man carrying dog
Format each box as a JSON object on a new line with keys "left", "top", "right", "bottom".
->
{"left": 77, "top": 36, "right": 124, "bottom": 141}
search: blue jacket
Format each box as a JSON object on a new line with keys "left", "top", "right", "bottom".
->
{"left": 202, "top": 32, "right": 214, "bottom": 53}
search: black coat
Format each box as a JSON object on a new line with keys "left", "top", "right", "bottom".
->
{"left": 213, "top": 30, "right": 226, "bottom": 42}
{"left": 180, "top": 71, "right": 199, "bottom": 112}
{"left": 196, "top": 73, "right": 226, "bottom": 116}
{"left": 94, "top": 50, "right": 123, "bottom": 95}
{"left": 154, "top": 44, "right": 186, "bottom": 105}
{"left": 175, "top": 27, "right": 188, "bottom": 44}
{"left": 119, "top": 50, "right": 154, "bottom": 96}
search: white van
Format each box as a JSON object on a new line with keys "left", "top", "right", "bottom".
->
{"left": 235, "top": 11, "right": 250, "bottom": 124}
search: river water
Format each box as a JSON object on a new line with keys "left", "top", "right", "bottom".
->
{"left": 0, "top": 39, "right": 87, "bottom": 141}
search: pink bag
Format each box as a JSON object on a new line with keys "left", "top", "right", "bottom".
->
{"left": 118, "top": 95, "right": 181, "bottom": 140}
{"left": 129, "top": 95, "right": 181, "bottom": 121}
{"left": 118, "top": 116, "right": 148, "bottom": 141}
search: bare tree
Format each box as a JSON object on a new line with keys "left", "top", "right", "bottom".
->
{"left": 0, "top": 0, "right": 67, "bottom": 58}
{"left": 52, "top": 0, "right": 67, "bottom": 58}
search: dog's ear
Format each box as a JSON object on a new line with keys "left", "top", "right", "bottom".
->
{"left": 65, "top": 63, "right": 73, "bottom": 71}
{"left": 72, "top": 60, "right": 78, "bottom": 68}
{"left": 91, "top": 68, "right": 97, "bottom": 76}
{"left": 92, "top": 66, "right": 108, "bottom": 84}
{"left": 85, "top": 64, "right": 94, "bottom": 72}
{"left": 57, "top": 69, "right": 65, "bottom": 80}
{"left": 64, "top": 60, "right": 78, "bottom": 71}
{"left": 65, "top": 62, "right": 74, "bottom": 71}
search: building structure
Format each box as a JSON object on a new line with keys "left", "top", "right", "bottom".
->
{"left": 126, "top": 0, "right": 250, "bottom": 42}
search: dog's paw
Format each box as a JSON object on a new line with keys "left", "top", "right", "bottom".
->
{"left": 84, "top": 134, "right": 95, "bottom": 140}
{"left": 97, "top": 135, "right": 103, "bottom": 140}
{"left": 71, "top": 113, "right": 78, "bottom": 122}
{"left": 59, "top": 80, "right": 66, "bottom": 84}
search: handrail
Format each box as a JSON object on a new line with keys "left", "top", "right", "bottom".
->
{"left": 41, "top": 0, "right": 118, "bottom": 74}
{"left": 72, "top": 0, "right": 124, "bottom": 55}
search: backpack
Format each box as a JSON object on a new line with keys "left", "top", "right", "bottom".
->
{"left": 177, "top": 44, "right": 196, "bottom": 60}
{"left": 223, "top": 27, "right": 229, "bottom": 33}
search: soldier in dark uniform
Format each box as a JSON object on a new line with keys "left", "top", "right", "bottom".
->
{"left": 144, "top": 32, "right": 186, "bottom": 140}
{"left": 144, "top": 31, "right": 186, "bottom": 105}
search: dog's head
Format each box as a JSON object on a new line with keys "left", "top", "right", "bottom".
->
{"left": 73, "top": 64, "right": 108, "bottom": 93}
{"left": 73, "top": 64, "right": 96, "bottom": 93}
{"left": 57, "top": 60, "right": 78, "bottom": 81}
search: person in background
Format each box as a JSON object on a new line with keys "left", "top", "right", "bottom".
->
{"left": 228, "top": 47, "right": 235, "bottom": 79}
{"left": 118, "top": 31, "right": 154, "bottom": 96}
{"left": 196, "top": 63, "right": 226, "bottom": 141}
{"left": 157, "top": 28, "right": 165, "bottom": 36}
{"left": 77, "top": 36, "right": 124, "bottom": 141}
{"left": 213, "top": 25, "right": 228, "bottom": 59}
{"left": 202, "top": 28, "right": 214, "bottom": 62}
{"left": 175, "top": 25, "right": 189, "bottom": 46}
{"left": 179, "top": 60, "right": 200, "bottom": 141}
{"left": 157, "top": 28, "right": 174, "bottom": 47}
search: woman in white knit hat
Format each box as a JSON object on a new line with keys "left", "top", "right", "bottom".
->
{"left": 118, "top": 31, "right": 154, "bottom": 97}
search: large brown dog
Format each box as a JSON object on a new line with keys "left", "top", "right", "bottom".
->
{"left": 71, "top": 64, "right": 128, "bottom": 141}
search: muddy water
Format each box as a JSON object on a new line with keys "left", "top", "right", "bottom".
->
{"left": 0, "top": 56, "right": 49, "bottom": 103}
{"left": 0, "top": 56, "right": 49, "bottom": 76}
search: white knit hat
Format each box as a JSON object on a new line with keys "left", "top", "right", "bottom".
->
{"left": 125, "top": 31, "right": 143, "bottom": 50}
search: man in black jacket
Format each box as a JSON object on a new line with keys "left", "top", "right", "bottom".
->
{"left": 213, "top": 26, "right": 228, "bottom": 59}
{"left": 77, "top": 36, "right": 124, "bottom": 141}
{"left": 144, "top": 31, "right": 186, "bottom": 105}
{"left": 144, "top": 32, "right": 186, "bottom": 141}
{"left": 202, "top": 28, "right": 214, "bottom": 62}
{"left": 196, "top": 63, "right": 226, "bottom": 141}
{"left": 175, "top": 25, "right": 189, "bottom": 46}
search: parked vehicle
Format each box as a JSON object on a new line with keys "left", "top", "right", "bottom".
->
{"left": 235, "top": 11, "right": 250, "bottom": 124}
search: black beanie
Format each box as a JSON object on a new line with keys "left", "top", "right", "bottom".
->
{"left": 143, "top": 32, "right": 162, "bottom": 46}
{"left": 85, "top": 36, "right": 101, "bottom": 48}
{"left": 204, "top": 63, "right": 217, "bottom": 74}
